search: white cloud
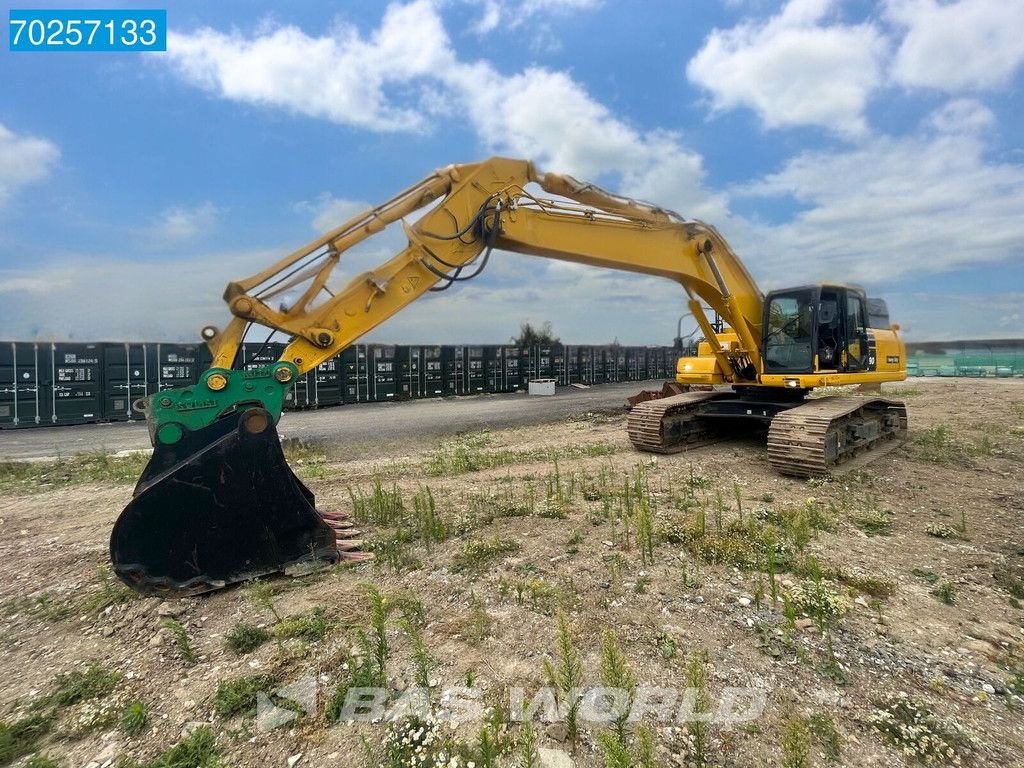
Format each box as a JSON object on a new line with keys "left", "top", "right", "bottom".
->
{"left": 732, "top": 102, "right": 1024, "bottom": 286}
{"left": 471, "top": 0, "right": 601, "bottom": 34}
{"left": 473, "top": 1, "right": 502, "bottom": 34}
{"left": 165, "top": 2, "right": 724, "bottom": 220}
{"left": 887, "top": 0, "right": 1024, "bottom": 91}
{"left": 686, "top": 0, "right": 888, "bottom": 136}
{"left": 296, "top": 194, "right": 373, "bottom": 234}
{"left": 164, "top": 0, "right": 454, "bottom": 132}
{"left": 889, "top": 290, "right": 1024, "bottom": 340}
{"left": 0, "top": 276, "right": 62, "bottom": 295}
{"left": 925, "top": 98, "right": 994, "bottom": 135}
{"left": 145, "top": 1, "right": 1024, "bottom": 344}
{"left": 521, "top": 0, "right": 601, "bottom": 15}
{"left": 0, "top": 122, "right": 60, "bottom": 205}
{"left": 153, "top": 202, "right": 220, "bottom": 242}
{"left": 0, "top": 250, "right": 274, "bottom": 341}
{"left": 443, "top": 65, "right": 727, "bottom": 218}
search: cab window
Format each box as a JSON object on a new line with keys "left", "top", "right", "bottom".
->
{"left": 764, "top": 294, "right": 813, "bottom": 371}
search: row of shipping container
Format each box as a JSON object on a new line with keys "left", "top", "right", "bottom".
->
{"left": 0, "top": 341, "right": 680, "bottom": 428}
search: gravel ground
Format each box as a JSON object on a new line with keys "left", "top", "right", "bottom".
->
{"left": 1, "top": 378, "right": 1022, "bottom": 767}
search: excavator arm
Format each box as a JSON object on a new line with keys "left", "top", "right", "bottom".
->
{"left": 206, "top": 158, "right": 764, "bottom": 392}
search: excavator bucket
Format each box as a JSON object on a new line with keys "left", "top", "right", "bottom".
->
{"left": 110, "top": 407, "right": 368, "bottom": 597}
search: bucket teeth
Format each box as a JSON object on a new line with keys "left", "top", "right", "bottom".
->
{"left": 319, "top": 511, "right": 351, "bottom": 521}
{"left": 324, "top": 519, "right": 356, "bottom": 530}
{"left": 340, "top": 551, "right": 375, "bottom": 562}
{"left": 320, "top": 511, "right": 371, "bottom": 558}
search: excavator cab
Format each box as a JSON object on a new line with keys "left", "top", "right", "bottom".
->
{"left": 762, "top": 286, "right": 874, "bottom": 374}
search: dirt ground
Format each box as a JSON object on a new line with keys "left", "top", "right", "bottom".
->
{"left": 1, "top": 378, "right": 1022, "bottom": 768}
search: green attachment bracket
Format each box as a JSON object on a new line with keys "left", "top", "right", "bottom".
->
{"left": 144, "top": 363, "right": 299, "bottom": 446}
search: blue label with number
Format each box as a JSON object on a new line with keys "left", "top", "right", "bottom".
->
{"left": 9, "top": 9, "right": 167, "bottom": 51}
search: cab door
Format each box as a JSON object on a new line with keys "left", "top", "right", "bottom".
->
{"left": 841, "top": 292, "right": 874, "bottom": 372}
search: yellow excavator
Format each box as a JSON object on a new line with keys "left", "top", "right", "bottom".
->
{"left": 110, "top": 157, "right": 907, "bottom": 596}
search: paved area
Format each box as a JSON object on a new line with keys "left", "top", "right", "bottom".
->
{"left": 0, "top": 380, "right": 661, "bottom": 460}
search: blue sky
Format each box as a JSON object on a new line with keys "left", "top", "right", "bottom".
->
{"left": 1, "top": 0, "right": 1022, "bottom": 344}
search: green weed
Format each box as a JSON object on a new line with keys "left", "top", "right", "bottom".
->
{"left": 162, "top": 619, "right": 197, "bottom": 664}
{"left": 282, "top": 439, "right": 333, "bottom": 480}
{"left": 325, "top": 646, "right": 380, "bottom": 725}
{"left": 224, "top": 622, "right": 270, "bottom": 655}
{"left": 45, "top": 663, "right": 121, "bottom": 708}
{"left": 412, "top": 486, "right": 447, "bottom": 552}
{"left": 870, "top": 694, "right": 971, "bottom": 765}
{"left": 273, "top": 608, "right": 334, "bottom": 642}
{"left": 599, "top": 630, "right": 637, "bottom": 743}
{"left": 832, "top": 569, "right": 896, "bottom": 599}
{"left": 516, "top": 717, "right": 540, "bottom": 768}
{"left": 378, "top": 717, "right": 455, "bottom": 768}
{"left": 143, "top": 726, "right": 222, "bottom": 768}
{"left": 780, "top": 714, "right": 811, "bottom": 768}
{"left": 424, "top": 433, "right": 616, "bottom": 476}
{"left": 1007, "top": 670, "right": 1024, "bottom": 696}
{"left": 850, "top": 507, "right": 893, "bottom": 536}
{"left": 362, "top": 583, "right": 391, "bottom": 686}
{"left": 685, "top": 649, "right": 712, "bottom": 768}
{"left": 994, "top": 567, "right": 1024, "bottom": 600}
{"left": 544, "top": 616, "right": 583, "bottom": 744}
{"left": 451, "top": 538, "right": 521, "bottom": 573}
{"left": 596, "top": 731, "right": 631, "bottom": 768}
{"left": 635, "top": 725, "right": 658, "bottom": 768}
{"left": 465, "top": 597, "right": 493, "bottom": 646}
{"left": 0, "top": 452, "right": 151, "bottom": 494}
{"left": 120, "top": 701, "right": 149, "bottom": 737}
{"left": 925, "top": 523, "right": 956, "bottom": 539}
{"left": 369, "top": 533, "right": 421, "bottom": 573}
{"left": 0, "top": 592, "right": 73, "bottom": 623}
{"left": 212, "top": 675, "right": 275, "bottom": 718}
{"left": 242, "top": 580, "right": 282, "bottom": 622}
{"left": 934, "top": 582, "right": 956, "bottom": 605}
{"left": 809, "top": 713, "right": 842, "bottom": 763}
{"left": 349, "top": 479, "right": 405, "bottom": 526}
{"left": 0, "top": 714, "right": 54, "bottom": 766}
{"left": 403, "top": 620, "right": 436, "bottom": 689}
{"left": 83, "top": 566, "right": 137, "bottom": 614}
{"left": 656, "top": 631, "right": 679, "bottom": 660}
{"left": 912, "top": 425, "right": 961, "bottom": 463}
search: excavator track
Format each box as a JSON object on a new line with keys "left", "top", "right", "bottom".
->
{"left": 627, "top": 390, "right": 731, "bottom": 453}
{"left": 767, "top": 396, "right": 908, "bottom": 478}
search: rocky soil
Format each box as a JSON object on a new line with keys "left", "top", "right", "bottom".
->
{"left": 0, "top": 378, "right": 1022, "bottom": 767}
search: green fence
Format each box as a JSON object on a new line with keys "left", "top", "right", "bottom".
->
{"left": 907, "top": 343, "right": 1024, "bottom": 377}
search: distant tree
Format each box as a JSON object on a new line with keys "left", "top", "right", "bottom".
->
{"left": 512, "top": 321, "right": 560, "bottom": 347}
